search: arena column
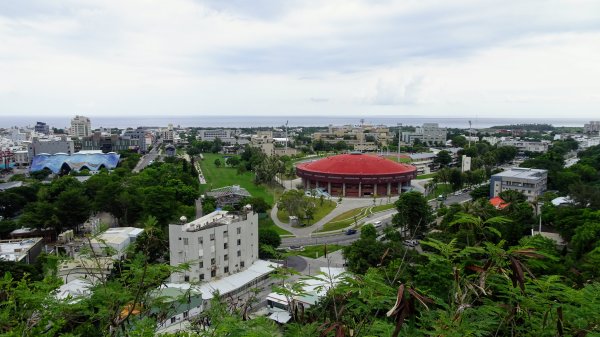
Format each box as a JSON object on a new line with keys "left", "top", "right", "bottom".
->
{"left": 358, "top": 182, "right": 362, "bottom": 197}
{"left": 327, "top": 181, "right": 331, "bottom": 195}
{"left": 387, "top": 182, "right": 391, "bottom": 195}
{"left": 342, "top": 183, "right": 346, "bottom": 197}
{"left": 374, "top": 183, "right": 378, "bottom": 197}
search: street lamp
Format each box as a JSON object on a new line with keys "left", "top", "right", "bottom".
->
{"left": 397, "top": 123, "right": 402, "bottom": 162}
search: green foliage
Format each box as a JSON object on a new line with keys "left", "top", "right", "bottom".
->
{"left": 393, "top": 191, "right": 433, "bottom": 236}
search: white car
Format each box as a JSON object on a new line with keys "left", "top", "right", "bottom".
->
{"left": 373, "top": 221, "right": 382, "bottom": 228}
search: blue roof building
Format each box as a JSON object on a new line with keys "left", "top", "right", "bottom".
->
{"left": 30, "top": 153, "right": 120, "bottom": 174}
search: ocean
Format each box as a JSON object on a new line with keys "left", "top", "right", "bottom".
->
{"left": 0, "top": 115, "right": 591, "bottom": 129}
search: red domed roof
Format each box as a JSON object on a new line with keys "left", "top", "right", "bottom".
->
{"left": 297, "top": 153, "right": 416, "bottom": 176}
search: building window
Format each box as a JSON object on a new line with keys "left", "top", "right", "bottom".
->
{"left": 236, "top": 238, "right": 241, "bottom": 246}
{"left": 224, "top": 254, "right": 228, "bottom": 261}
{"left": 211, "top": 270, "right": 216, "bottom": 277}
{"left": 236, "top": 227, "right": 241, "bottom": 235}
{"left": 198, "top": 237, "right": 203, "bottom": 245}
{"left": 210, "top": 233, "right": 215, "bottom": 241}
{"left": 184, "top": 275, "right": 189, "bottom": 282}
{"left": 237, "top": 250, "right": 241, "bottom": 257}
{"left": 211, "top": 258, "right": 216, "bottom": 265}
{"left": 183, "top": 311, "right": 189, "bottom": 318}
{"left": 224, "top": 242, "right": 228, "bottom": 249}
{"left": 200, "top": 274, "right": 204, "bottom": 280}
{"left": 223, "top": 230, "right": 228, "bottom": 237}
{"left": 224, "top": 266, "right": 229, "bottom": 273}
{"left": 171, "top": 317, "right": 176, "bottom": 324}
{"left": 183, "top": 238, "right": 189, "bottom": 245}
{"left": 240, "top": 261, "right": 245, "bottom": 268}
{"left": 199, "top": 260, "right": 203, "bottom": 268}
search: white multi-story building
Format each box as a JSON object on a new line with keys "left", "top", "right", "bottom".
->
{"left": 402, "top": 123, "right": 447, "bottom": 145}
{"left": 490, "top": 167, "right": 548, "bottom": 202}
{"left": 498, "top": 140, "right": 549, "bottom": 153}
{"left": 169, "top": 209, "right": 259, "bottom": 283}
{"left": 70, "top": 115, "right": 92, "bottom": 138}
{"left": 584, "top": 121, "right": 600, "bottom": 134}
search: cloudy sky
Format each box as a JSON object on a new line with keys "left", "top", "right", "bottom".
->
{"left": 1, "top": 0, "right": 599, "bottom": 118}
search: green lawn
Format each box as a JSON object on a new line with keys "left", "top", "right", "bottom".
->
{"left": 385, "top": 156, "right": 412, "bottom": 164}
{"left": 428, "top": 183, "right": 453, "bottom": 198}
{"left": 258, "top": 216, "right": 293, "bottom": 236}
{"left": 198, "top": 153, "right": 283, "bottom": 206}
{"left": 416, "top": 173, "right": 437, "bottom": 179}
{"left": 317, "top": 206, "right": 371, "bottom": 233}
{"left": 371, "top": 203, "right": 396, "bottom": 213}
{"left": 276, "top": 197, "right": 337, "bottom": 225}
{"left": 290, "top": 244, "right": 344, "bottom": 259}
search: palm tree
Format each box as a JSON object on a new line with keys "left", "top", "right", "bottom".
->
{"left": 450, "top": 212, "right": 509, "bottom": 246}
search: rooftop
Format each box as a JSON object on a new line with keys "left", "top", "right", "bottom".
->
{"left": 297, "top": 153, "right": 416, "bottom": 176}
{"left": 0, "top": 238, "right": 42, "bottom": 262}
{"left": 206, "top": 185, "right": 251, "bottom": 198}
{"left": 181, "top": 210, "right": 250, "bottom": 232}
{"left": 163, "top": 259, "right": 278, "bottom": 300}
{"left": 493, "top": 167, "right": 547, "bottom": 179}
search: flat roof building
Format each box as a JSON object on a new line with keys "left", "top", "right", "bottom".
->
{"left": 0, "top": 237, "right": 43, "bottom": 264}
{"left": 490, "top": 167, "right": 548, "bottom": 202}
{"left": 89, "top": 227, "right": 144, "bottom": 259}
{"left": 169, "top": 209, "right": 259, "bottom": 284}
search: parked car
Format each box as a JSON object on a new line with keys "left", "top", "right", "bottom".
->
{"left": 403, "top": 239, "right": 420, "bottom": 247}
{"left": 345, "top": 229, "right": 357, "bottom": 235}
{"left": 373, "top": 221, "right": 382, "bottom": 228}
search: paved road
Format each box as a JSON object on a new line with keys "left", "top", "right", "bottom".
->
{"left": 280, "top": 191, "right": 472, "bottom": 247}
{"left": 133, "top": 141, "right": 162, "bottom": 173}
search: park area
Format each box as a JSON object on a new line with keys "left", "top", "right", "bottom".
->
{"left": 316, "top": 202, "right": 396, "bottom": 233}
{"left": 198, "top": 153, "right": 283, "bottom": 206}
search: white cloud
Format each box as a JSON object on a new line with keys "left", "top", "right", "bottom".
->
{"left": 0, "top": 0, "right": 599, "bottom": 118}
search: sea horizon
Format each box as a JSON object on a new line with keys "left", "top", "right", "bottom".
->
{"left": 0, "top": 115, "right": 592, "bottom": 129}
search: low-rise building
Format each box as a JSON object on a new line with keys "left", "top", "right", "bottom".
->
{"left": 27, "top": 136, "right": 75, "bottom": 159}
{"left": 205, "top": 185, "right": 251, "bottom": 208}
{"left": 490, "top": 167, "right": 548, "bottom": 201}
{"left": 498, "top": 140, "right": 549, "bottom": 153}
{"left": 402, "top": 123, "right": 447, "bottom": 146}
{"left": 169, "top": 209, "right": 259, "bottom": 283}
{"left": 89, "top": 227, "right": 144, "bottom": 260}
{"left": 80, "top": 132, "right": 141, "bottom": 153}
{"left": 408, "top": 153, "right": 436, "bottom": 174}
{"left": 0, "top": 237, "right": 43, "bottom": 264}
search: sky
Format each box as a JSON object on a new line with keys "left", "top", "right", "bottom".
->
{"left": 1, "top": 0, "right": 599, "bottom": 119}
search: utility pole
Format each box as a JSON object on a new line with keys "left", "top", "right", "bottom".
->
{"left": 397, "top": 123, "right": 402, "bottom": 162}
{"left": 285, "top": 120, "right": 289, "bottom": 153}
{"left": 468, "top": 120, "right": 472, "bottom": 147}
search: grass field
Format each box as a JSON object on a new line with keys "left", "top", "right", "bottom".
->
{"left": 317, "top": 206, "right": 371, "bottom": 232}
{"left": 385, "top": 155, "right": 412, "bottom": 164}
{"left": 258, "top": 216, "right": 293, "bottom": 236}
{"left": 198, "top": 153, "right": 283, "bottom": 206}
{"left": 416, "top": 173, "right": 437, "bottom": 179}
{"left": 371, "top": 203, "right": 396, "bottom": 213}
{"left": 276, "top": 197, "right": 337, "bottom": 225}
{"left": 289, "top": 244, "right": 344, "bottom": 259}
{"left": 317, "top": 202, "right": 396, "bottom": 233}
{"left": 428, "top": 183, "right": 453, "bottom": 198}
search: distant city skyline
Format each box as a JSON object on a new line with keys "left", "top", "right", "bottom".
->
{"left": 1, "top": 1, "right": 599, "bottom": 118}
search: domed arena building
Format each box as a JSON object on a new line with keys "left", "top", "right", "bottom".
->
{"left": 296, "top": 153, "right": 417, "bottom": 198}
